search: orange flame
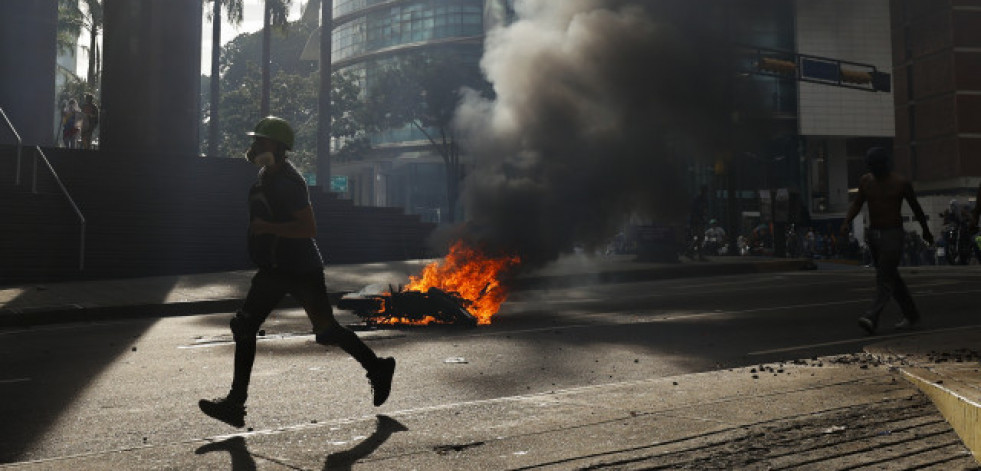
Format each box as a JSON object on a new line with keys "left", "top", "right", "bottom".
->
{"left": 368, "top": 315, "right": 440, "bottom": 326}
{"left": 402, "top": 240, "right": 521, "bottom": 325}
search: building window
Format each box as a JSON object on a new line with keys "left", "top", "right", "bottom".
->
{"left": 334, "top": 1, "right": 483, "bottom": 61}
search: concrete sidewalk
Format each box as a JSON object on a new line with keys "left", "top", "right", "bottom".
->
{"left": 0, "top": 255, "right": 979, "bottom": 468}
{"left": 866, "top": 329, "right": 981, "bottom": 467}
{"left": 4, "top": 353, "right": 977, "bottom": 470}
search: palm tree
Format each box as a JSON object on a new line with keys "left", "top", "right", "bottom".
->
{"left": 58, "top": 0, "right": 103, "bottom": 90}
{"left": 261, "top": 0, "right": 292, "bottom": 116}
{"left": 57, "top": 0, "right": 83, "bottom": 57}
{"left": 82, "top": 0, "right": 103, "bottom": 89}
{"left": 207, "top": 0, "right": 244, "bottom": 157}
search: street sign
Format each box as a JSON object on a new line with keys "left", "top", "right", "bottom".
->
{"left": 745, "top": 44, "right": 890, "bottom": 92}
{"left": 800, "top": 58, "right": 839, "bottom": 82}
{"left": 330, "top": 175, "right": 348, "bottom": 193}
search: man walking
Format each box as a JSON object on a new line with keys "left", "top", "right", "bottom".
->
{"left": 199, "top": 117, "right": 395, "bottom": 427}
{"left": 840, "top": 147, "right": 933, "bottom": 335}
{"left": 80, "top": 93, "right": 99, "bottom": 149}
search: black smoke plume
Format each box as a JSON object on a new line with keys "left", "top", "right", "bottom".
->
{"left": 450, "top": 0, "right": 763, "bottom": 269}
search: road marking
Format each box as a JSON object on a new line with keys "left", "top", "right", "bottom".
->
{"left": 747, "top": 325, "right": 981, "bottom": 356}
{"left": 0, "top": 378, "right": 31, "bottom": 384}
{"left": 200, "top": 373, "right": 886, "bottom": 445}
{"left": 179, "top": 333, "right": 315, "bottom": 349}
{"left": 179, "top": 331, "right": 406, "bottom": 349}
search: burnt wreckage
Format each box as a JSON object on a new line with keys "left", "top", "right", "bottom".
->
{"left": 337, "top": 284, "right": 478, "bottom": 326}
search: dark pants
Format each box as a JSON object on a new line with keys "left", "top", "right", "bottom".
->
{"left": 865, "top": 228, "right": 919, "bottom": 323}
{"left": 228, "top": 268, "right": 377, "bottom": 403}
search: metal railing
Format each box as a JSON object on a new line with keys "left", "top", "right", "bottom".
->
{"left": 0, "top": 106, "right": 23, "bottom": 185}
{"left": 32, "top": 146, "right": 86, "bottom": 270}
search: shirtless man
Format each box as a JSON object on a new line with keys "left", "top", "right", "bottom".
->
{"left": 840, "top": 147, "right": 933, "bottom": 334}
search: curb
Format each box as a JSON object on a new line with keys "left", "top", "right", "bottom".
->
{"left": 898, "top": 366, "right": 981, "bottom": 464}
{"left": 0, "top": 299, "right": 246, "bottom": 329}
{"left": 510, "top": 259, "right": 813, "bottom": 290}
{"left": 0, "top": 259, "right": 815, "bottom": 329}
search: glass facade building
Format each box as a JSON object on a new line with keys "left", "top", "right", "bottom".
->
{"left": 333, "top": 2, "right": 484, "bottom": 63}
{"left": 329, "top": 0, "right": 499, "bottom": 221}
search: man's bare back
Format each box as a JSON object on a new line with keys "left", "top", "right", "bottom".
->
{"left": 841, "top": 171, "right": 932, "bottom": 244}
{"left": 858, "top": 173, "right": 912, "bottom": 229}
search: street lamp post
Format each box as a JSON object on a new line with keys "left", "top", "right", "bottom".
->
{"left": 317, "top": 0, "right": 333, "bottom": 193}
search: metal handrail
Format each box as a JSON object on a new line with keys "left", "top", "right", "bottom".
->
{"left": 32, "top": 146, "right": 86, "bottom": 270}
{"left": 0, "top": 107, "right": 23, "bottom": 185}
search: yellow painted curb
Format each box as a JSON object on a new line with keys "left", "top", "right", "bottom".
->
{"left": 901, "top": 367, "right": 981, "bottom": 464}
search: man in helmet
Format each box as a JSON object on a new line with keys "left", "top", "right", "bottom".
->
{"left": 840, "top": 147, "right": 933, "bottom": 335}
{"left": 199, "top": 117, "right": 396, "bottom": 428}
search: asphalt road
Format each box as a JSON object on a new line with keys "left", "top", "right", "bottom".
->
{"left": 2, "top": 263, "right": 980, "bottom": 465}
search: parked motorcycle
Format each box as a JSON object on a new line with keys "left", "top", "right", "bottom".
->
{"left": 942, "top": 222, "right": 975, "bottom": 265}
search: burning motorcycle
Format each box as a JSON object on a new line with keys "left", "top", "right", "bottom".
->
{"left": 338, "top": 284, "right": 478, "bottom": 326}
{"left": 337, "top": 240, "right": 521, "bottom": 326}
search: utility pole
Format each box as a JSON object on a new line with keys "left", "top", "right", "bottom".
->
{"left": 317, "top": 0, "right": 333, "bottom": 192}
{"left": 261, "top": 0, "right": 271, "bottom": 117}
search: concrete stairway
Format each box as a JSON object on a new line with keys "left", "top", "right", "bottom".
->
{"left": 0, "top": 145, "right": 435, "bottom": 285}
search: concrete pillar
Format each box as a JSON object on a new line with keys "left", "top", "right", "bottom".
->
{"left": 0, "top": 0, "right": 58, "bottom": 146}
{"left": 101, "top": 0, "right": 202, "bottom": 157}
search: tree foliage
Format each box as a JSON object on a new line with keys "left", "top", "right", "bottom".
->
{"left": 201, "top": 11, "right": 371, "bottom": 178}
{"left": 57, "top": 0, "right": 101, "bottom": 93}
{"left": 368, "top": 52, "right": 489, "bottom": 221}
{"left": 57, "top": 0, "right": 83, "bottom": 56}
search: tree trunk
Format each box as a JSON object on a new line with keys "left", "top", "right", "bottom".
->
{"left": 88, "top": 24, "right": 98, "bottom": 86}
{"left": 439, "top": 134, "right": 460, "bottom": 224}
{"left": 446, "top": 141, "right": 461, "bottom": 223}
{"left": 95, "top": 42, "right": 100, "bottom": 87}
{"left": 415, "top": 122, "right": 461, "bottom": 222}
{"left": 208, "top": 0, "right": 221, "bottom": 157}
{"left": 261, "top": 0, "right": 271, "bottom": 116}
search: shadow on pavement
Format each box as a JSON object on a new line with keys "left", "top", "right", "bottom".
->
{"left": 192, "top": 415, "right": 407, "bottom": 471}
{"left": 323, "top": 415, "right": 408, "bottom": 470}
{"left": 0, "top": 318, "right": 160, "bottom": 463}
{"left": 195, "top": 436, "right": 256, "bottom": 471}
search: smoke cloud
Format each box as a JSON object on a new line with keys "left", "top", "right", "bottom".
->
{"left": 452, "top": 0, "right": 753, "bottom": 269}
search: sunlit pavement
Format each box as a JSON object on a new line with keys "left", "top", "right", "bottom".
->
{"left": 0, "top": 256, "right": 979, "bottom": 469}
{"left": 3, "top": 357, "right": 975, "bottom": 470}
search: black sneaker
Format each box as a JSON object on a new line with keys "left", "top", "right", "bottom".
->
{"left": 198, "top": 397, "right": 246, "bottom": 427}
{"left": 857, "top": 317, "right": 877, "bottom": 335}
{"left": 368, "top": 357, "right": 396, "bottom": 407}
{"left": 895, "top": 317, "right": 920, "bottom": 331}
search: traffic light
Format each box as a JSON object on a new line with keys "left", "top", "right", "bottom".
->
{"left": 758, "top": 57, "right": 796, "bottom": 75}
{"left": 839, "top": 67, "right": 892, "bottom": 92}
{"left": 839, "top": 67, "right": 871, "bottom": 84}
{"left": 871, "top": 71, "right": 891, "bottom": 93}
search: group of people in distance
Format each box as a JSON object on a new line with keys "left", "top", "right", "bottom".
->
{"left": 61, "top": 93, "right": 99, "bottom": 149}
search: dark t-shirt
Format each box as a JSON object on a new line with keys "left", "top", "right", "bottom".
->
{"left": 82, "top": 103, "right": 99, "bottom": 130}
{"left": 247, "top": 161, "right": 324, "bottom": 272}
